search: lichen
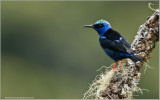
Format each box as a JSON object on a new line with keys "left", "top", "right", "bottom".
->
{"left": 83, "top": 63, "right": 116, "bottom": 99}
{"left": 84, "top": 9, "right": 159, "bottom": 99}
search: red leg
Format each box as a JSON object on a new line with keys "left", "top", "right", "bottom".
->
{"left": 112, "top": 61, "right": 118, "bottom": 69}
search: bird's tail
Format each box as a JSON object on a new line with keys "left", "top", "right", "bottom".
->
{"left": 129, "top": 54, "right": 142, "bottom": 63}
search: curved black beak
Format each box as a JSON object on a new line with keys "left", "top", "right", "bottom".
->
{"left": 83, "top": 25, "right": 94, "bottom": 28}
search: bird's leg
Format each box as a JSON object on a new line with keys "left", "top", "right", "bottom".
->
{"left": 112, "top": 61, "right": 118, "bottom": 69}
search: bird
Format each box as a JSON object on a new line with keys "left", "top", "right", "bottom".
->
{"left": 83, "top": 19, "right": 141, "bottom": 69}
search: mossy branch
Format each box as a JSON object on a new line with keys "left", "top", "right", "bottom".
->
{"left": 84, "top": 10, "right": 159, "bottom": 99}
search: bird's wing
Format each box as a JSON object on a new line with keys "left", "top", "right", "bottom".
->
{"left": 123, "top": 44, "right": 133, "bottom": 54}
{"left": 100, "top": 38, "right": 132, "bottom": 54}
{"left": 106, "top": 29, "right": 131, "bottom": 49}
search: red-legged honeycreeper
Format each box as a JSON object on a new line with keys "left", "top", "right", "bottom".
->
{"left": 84, "top": 19, "right": 141, "bottom": 69}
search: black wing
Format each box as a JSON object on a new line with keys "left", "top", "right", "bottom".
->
{"left": 100, "top": 29, "right": 133, "bottom": 54}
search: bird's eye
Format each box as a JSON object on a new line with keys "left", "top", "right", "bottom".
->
{"left": 94, "top": 24, "right": 104, "bottom": 28}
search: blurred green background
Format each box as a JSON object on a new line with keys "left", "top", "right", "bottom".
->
{"left": 1, "top": 1, "right": 159, "bottom": 99}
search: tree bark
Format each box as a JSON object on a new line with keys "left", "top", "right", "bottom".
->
{"left": 84, "top": 10, "right": 159, "bottom": 99}
{"left": 101, "top": 10, "right": 159, "bottom": 99}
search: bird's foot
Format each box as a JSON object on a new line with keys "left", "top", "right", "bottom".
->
{"left": 112, "top": 61, "right": 118, "bottom": 70}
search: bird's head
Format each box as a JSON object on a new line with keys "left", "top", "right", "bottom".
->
{"left": 84, "top": 19, "right": 111, "bottom": 36}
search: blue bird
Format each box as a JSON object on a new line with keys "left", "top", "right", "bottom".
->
{"left": 84, "top": 19, "right": 141, "bottom": 69}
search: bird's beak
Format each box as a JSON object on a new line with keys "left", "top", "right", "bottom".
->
{"left": 83, "top": 25, "right": 94, "bottom": 28}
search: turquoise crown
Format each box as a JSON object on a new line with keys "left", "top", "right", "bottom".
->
{"left": 95, "top": 19, "right": 108, "bottom": 24}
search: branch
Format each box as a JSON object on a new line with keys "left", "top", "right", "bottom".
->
{"left": 84, "top": 10, "right": 159, "bottom": 99}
